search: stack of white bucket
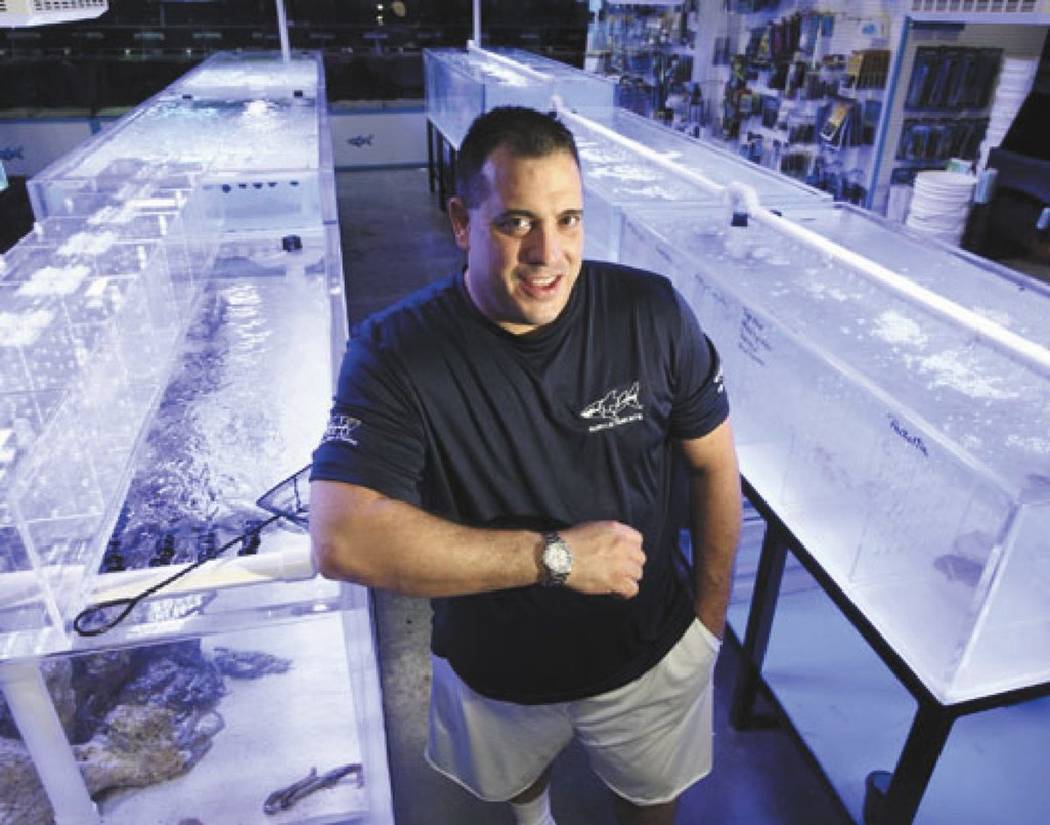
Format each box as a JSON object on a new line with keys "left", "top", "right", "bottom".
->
{"left": 977, "top": 56, "right": 1039, "bottom": 171}
{"left": 905, "top": 170, "right": 977, "bottom": 246}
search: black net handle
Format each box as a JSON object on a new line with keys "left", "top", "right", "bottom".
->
{"left": 73, "top": 512, "right": 282, "bottom": 637}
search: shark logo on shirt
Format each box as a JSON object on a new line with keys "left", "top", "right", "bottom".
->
{"left": 322, "top": 413, "right": 362, "bottom": 447}
{"left": 580, "top": 381, "right": 644, "bottom": 433}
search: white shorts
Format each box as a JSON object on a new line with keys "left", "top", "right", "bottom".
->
{"left": 425, "top": 617, "right": 721, "bottom": 806}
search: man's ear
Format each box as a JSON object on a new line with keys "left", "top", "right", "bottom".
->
{"left": 448, "top": 197, "right": 470, "bottom": 251}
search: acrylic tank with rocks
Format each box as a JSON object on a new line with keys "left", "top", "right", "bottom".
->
{"left": 0, "top": 215, "right": 187, "bottom": 660}
{"left": 0, "top": 223, "right": 379, "bottom": 823}
{"left": 424, "top": 47, "right": 555, "bottom": 149}
{"left": 1, "top": 50, "right": 392, "bottom": 824}
{"left": 619, "top": 204, "right": 1050, "bottom": 704}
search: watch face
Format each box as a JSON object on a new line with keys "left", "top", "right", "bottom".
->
{"left": 546, "top": 543, "right": 571, "bottom": 574}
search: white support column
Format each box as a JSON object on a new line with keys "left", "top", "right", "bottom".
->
{"left": 275, "top": 0, "right": 291, "bottom": 63}
{"left": 472, "top": 0, "right": 481, "bottom": 48}
{"left": 0, "top": 660, "right": 99, "bottom": 825}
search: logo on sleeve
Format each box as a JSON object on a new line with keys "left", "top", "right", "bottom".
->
{"left": 580, "top": 381, "right": 644, "bottom": 433}
{"left": 322, "top": 414, "right": 362, "bottom": 447}
{"left": 714, "top": 365, "right": 725, "bottom": 394}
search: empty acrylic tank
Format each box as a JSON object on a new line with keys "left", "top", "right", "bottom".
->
{"left": 424, "top": 48, "right": 555, "bottom": 149}
{"left": 487, "top": 47, "right": 617, "bottom": 113}
{"left": 619, "top": 204, "right": 1050, "bottom": 703}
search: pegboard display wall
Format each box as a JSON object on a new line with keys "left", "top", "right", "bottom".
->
{"left": 871, "top": 19, "right": 1047, "bottom": 213}
{"left": 692, "top": 0, "right": 905, "bottom": 205}
{"left": 691, "top": 0, "right": 1047, "bottom": 213}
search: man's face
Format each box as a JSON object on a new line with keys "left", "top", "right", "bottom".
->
{"left": 449, "top": 146, "right": 584, "bottom": 335}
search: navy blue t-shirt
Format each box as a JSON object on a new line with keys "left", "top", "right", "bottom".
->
{"left": 311, "top": 261, "right": 729, "bottom": 704}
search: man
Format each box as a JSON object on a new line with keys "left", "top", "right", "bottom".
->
{"left": 310, "top": 106, "right": 740, "bottom": 825}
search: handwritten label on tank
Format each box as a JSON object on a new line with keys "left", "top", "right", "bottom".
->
{"left": 738, "top": 309, "right": 772, "bottom": 366}
{"left": 887, "top": 414, "right": 929, "bottom": 458}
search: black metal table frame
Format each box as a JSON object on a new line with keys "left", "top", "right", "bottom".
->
{"left": 426, "top": 119, "right": 457, "bottom": 212}
{"left": 732, "top": 476, "right": 1050, "bottom": 825}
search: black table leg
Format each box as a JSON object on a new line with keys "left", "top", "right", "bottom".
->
{"left": 863, "top": 700, "right": 955, "bottom": 825}
{"left": 436, "top": 133, "right": 447, "bottom": 211}
{"left": 426, "top": 119, "right": 435, "bottom": 194}
{"left": 730, "top": 522, "right": 788, "bottom": 730}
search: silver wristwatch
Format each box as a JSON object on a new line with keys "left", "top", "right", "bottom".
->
{"left": 540, "top": 531, "right": 573, "bottom": 587}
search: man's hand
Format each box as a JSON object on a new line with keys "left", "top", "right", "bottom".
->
{"left": 559, "top": 521, "right": 646, "bottom": 599}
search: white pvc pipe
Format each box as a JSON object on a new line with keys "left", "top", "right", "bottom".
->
{"left": 469, "top": 44, "right": 553, "bottom": 82}
{"left": 0, "top": 546, "right": 315, "bottom": 611}
{"left": 749, "top": 208, "right": 1050, "bottom": 373}
{"left": 88, "top": 544, "right": 316, "bottom": 604}
{"left": 0, "top": 565, "right": 87, "bottom": 610}
{"left": 275, "top": 0, "right": 291, "bottom": 63}
{"left": 472, "top": 0, "right": 481, "bottom": 48}
{"left": 0, "top": 661, "right": 99, "bottom": 825}
{"left": 556, "top": 103, "right": 1050, "bottom": 374}
{"left": 554, "top": 100, "right": 724, "bottom": 196}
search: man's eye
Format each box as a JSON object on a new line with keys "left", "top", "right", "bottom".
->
{"left": 561, "top": 214, "right": 582, "bottom": 229}
{"left": 499, "top": 217, "right": 532, "bottom": 235}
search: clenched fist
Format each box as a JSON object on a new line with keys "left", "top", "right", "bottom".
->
{"left": 558, "top": 521, "right": 646, "bottom": 599}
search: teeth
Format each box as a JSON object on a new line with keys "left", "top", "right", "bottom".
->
{"left": 525, "top": 276, "right": 557, "bottom": 287}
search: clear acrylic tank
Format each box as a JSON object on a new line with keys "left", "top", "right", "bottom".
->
{"left": 168, "top": 50, "right": 321, "bottom": 101}
{"left": 619, "top": 204, "right": 1050, "bottom": 704}
{"left": 2, "top": 51, "right": 391, "bottom": 824}
{"left": 0, "top": 218, "right": 182, "bottom": 659}
{"left": 29, "top": 54, "right": 329, "bottom": 233}
{"left": 583, "top": 108, "right": 827, "bottom": 203}
{"left": 424, "top": 47, "right": 555, "bottom": 149}
{"left": 1, "top": 222, "right": 383, "bottom": 824}
{"left": 486, "top": 47, "right": 618, "bottom": 113}
{"left": 565, "top": 110, "right": 829, "bottom": 261}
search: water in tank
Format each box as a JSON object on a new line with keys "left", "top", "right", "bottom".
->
{"left": 487, "top": 47, "right": 618, "bottom": 113}
{"left": 619, "top": 203, "right": 1050, "bottom": 703}
{"left": 423, "top": 48, "right": 555, "bottom": 149}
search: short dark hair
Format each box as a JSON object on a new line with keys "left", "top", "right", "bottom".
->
{"left": 454, "top": 106, "right": 581, "bottom": 208}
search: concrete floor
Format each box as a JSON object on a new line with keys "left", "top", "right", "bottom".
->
{"left": 335, "top": 167, "right": 855, "bottom": 825}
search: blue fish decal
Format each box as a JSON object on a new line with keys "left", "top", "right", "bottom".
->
{"left": 0, "top": 146, "right": 25, "bottom": 162}
{"left": 347, "top": 134, "right": 374, "bottom": 148}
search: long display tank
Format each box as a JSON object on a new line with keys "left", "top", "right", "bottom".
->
{"left": 424, "top": 47, "right": 556, "bottom": 150}
{"left": 562, "top": 109, "right": 829, "bottom": 261}
{"left": 28, "top": 52, "right": 335, "bottom": 233}
{"left": 2, "top": 51, "right": 393, "bottom": 825}
{"left": 484, "top": 46, "right": 618, "bottom": 111}
{"left": 169, "top": 50, "right": 321, "bottom": 100}
{"left": 619, "top": 202, "right": 1050, "bottom": 704}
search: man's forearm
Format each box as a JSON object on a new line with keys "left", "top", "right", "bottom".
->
{"left": 689, "top": 463, "right": 742, "bottom": 638}
{"left": 311, "top": 485, "right": 541, "bottom": 597}
{"left": 310, "top": 481, "right": 647, "bottom": 599}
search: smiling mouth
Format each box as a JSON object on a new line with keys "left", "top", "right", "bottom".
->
{"left": 519, "top": 273, "right": 562, "bottom": 299}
